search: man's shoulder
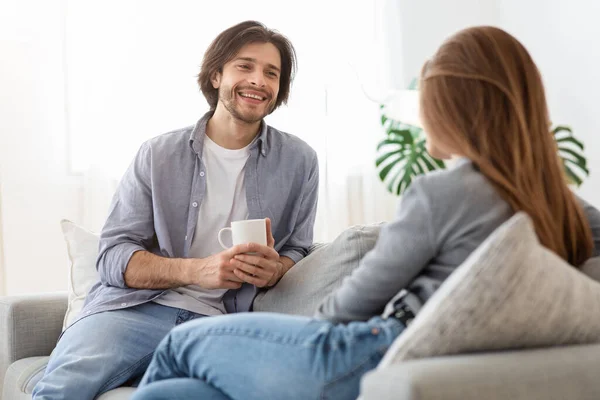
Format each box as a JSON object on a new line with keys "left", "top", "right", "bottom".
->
{"left": 141, "top": 125, "right": 194, "bottom": 156}
{"left": 266, "top": 124, "right": 317, "bottom": 162}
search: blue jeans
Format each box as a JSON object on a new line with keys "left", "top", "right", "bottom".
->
{"left": 132, "top": 313, "right": 404, "bottom": 400}
{"left": 32, "top": 302, "right": 205, "bottom": 400}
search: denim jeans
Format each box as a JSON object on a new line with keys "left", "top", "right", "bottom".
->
{"left": 32, "top": 302, "right": 205, "bottom": 400}
{"left": 132, "top": 312, "right": 405, "bottom": 400}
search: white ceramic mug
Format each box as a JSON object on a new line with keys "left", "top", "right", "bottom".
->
{"left": 218, "top": 218, "right": 267, "bottom": 250}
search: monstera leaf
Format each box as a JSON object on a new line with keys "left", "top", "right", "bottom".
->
{"left": 376, "top": 117, "right": 588, "bottom": 196}
{"left": 554, "top": 125, "right": 589, "bottom": 186}
{"left": 376, "top": 111, "right": 445, "bottom": 196}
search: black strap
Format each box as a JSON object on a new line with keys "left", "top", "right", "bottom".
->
{"left": 391, "top": 303, "right": 415, "bottom": 326}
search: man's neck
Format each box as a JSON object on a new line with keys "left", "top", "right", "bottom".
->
{"left": 206, "top": 106, "right": 262, "bottom": 150}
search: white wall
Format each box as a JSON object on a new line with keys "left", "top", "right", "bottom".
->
{"left": 395, "top": 0, "right": 500, "bottom": 87}
{"left": 0, "top": 0, "right": 80, "bottom": 295}
{"left": 395, "top": 0, "right": 600, "bottom": 206}
{"left": 0, "top": 0, "right": 396, "bottom": 295}
{"left": 495, "top": 0, "right": 600, "bottom": 205}
{"left": 1, "top": 0, "right": 599, "bottom": 296}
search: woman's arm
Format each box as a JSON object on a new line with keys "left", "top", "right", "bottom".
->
{"left": 314, "top": 179, "right": 438, "bottom": 323}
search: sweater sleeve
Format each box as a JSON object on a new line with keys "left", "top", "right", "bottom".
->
{"left": 314, "top": 178, "right": 437, "bottom": 323}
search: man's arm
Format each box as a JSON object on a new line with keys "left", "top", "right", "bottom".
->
{"left": 278, "top": 151, "right": 320, "bottom": 263}
{"left": 124, "top": 247, "right": 252, "bottom": 290}
{"left": 96, "top": 142, "right": 155, "bottom": 288}
{"left": 97, "top": 142, "right": 246, "bottom": 291}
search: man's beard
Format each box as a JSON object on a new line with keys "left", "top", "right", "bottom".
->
{"left": 219, "top": 86, "right": 275, "bottom": 124}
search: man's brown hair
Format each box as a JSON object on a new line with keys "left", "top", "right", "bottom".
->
{"left": 198, "top": 20, "right": 297, "bottom": 111}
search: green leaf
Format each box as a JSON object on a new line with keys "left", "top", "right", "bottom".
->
{"left": 377, "top": 138, "right": 405, "bottom": 151}
{"left": 378, "top": 161, "right": 398, "bottom": 181}
{"left": 559, "top": 147, "right": 587, "bottom": 168}
{"left": 419, "top": 151, "right": 445, "bottom": 171}
{"left": 552, "top": 125, "right": 573, "bottom": 135}
{"left": 564, "top": 163, "right": 584, "bottom": 186}
{"left": 556, "top": 136, "right": 584, "bottom": 150}
{"left": 432, "top": 157, "right": 446, "bottom": 168}
{"left": 564, "top": 157, "right": 590, "bottom": 175}
{"left": 377, "top": 111, "right": 588, "bottom": 194}
{"left": 375, "top": 86, "right": 448, "bottom": 195}
{"left": 381, "top": 114, "right": 388, "bottom": 126}
{"left": 375, "top": 150, "right": 403, "bottom": 167}
{"left": 412, "top": 157, "right": 426, "bottom": 175}
{"left": 397, "top": 172, "right": 412, "bottom": 196}
{"left": 387, "top": 129, "right": 414, "bottom": 144}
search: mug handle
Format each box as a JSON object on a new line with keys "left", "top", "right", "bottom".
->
{"left": 218, "top": 227, "right": 232, "bottom": 249}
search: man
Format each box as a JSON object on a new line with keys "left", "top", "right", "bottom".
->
{"left": 33, "top": 20, "right": 319, "bottom": 400}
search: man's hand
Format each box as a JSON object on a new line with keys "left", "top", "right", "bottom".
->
{"left": 187, "top": 246, "right": 249, "bottom": 290}
{"left": 124, "top": 218, "right": 296, "bottom": 290}
{"left": 230, "top": 218, "right": 284, "bottom": 288}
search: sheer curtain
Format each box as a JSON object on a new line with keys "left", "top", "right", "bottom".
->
{"left": 66, "top": 0, "right": 400, "bottom": 242}
{"left": 0, "top": 176, "right": 5, "bottom": 296}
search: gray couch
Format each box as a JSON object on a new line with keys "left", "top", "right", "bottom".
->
{"left": 3, "top": 292, "right": 600, "bottom": 400}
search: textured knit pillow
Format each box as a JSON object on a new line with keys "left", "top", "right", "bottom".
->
{"left": 378, "top": 212, "right": 600, "bottom": 367}
{"left": 60, "top": 220, "right": 100, "bottom": 330}
{"left": 254, "top": 224, "right": 382, "bottom": 316}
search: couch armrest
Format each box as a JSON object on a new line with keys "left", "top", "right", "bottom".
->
{"left": 361, "top": 343, "right": 600, "bottom": 400}
{"left": 0, "top": 292, "right": 68, "bottom": 395}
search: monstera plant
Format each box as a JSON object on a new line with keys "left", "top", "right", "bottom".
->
{"left": 376, "top": 102, "right": 589, "bottom": 196}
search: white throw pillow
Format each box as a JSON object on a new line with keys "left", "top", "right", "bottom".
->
{"left": 378, "top": 212, "right": 600, "bottom": 367}
{"left": 60, "top": 220, "right": 100, "bottom": 330}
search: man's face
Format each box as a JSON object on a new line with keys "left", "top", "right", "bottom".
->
{"left": 212, "top": 42, "right": 282, "bottom": 124}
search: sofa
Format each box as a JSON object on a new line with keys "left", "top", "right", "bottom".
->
{"left": 3, "top": 293, "right": 600, "bottom": 400}
{"left": 3, "top": 214, "right": 600, "bottom": 399}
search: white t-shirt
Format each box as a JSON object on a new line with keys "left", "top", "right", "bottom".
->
{"left": 154, "top": 135, "right": 252, "bottom": 315}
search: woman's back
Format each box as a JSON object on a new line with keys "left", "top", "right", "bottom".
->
{"left": 316, "top": 158, "right": 600, "bottom": 323}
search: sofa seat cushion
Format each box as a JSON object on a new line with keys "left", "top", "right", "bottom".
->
{"left": 2, "top": 357, "right": 135, "bottom": 400}
{"left": 3, "top": 357, "right": 47, "bottom": 399}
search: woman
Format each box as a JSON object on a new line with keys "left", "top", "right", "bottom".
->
{"left": 132, "top": 26, "right": 600, "bottom": 400}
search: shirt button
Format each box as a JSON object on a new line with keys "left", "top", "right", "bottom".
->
{"left": 192, "top": 202, "right": 198, "bottom": 208}
{"left": 262, "top": 150, "right": 266, "bottom": 156}
{"left": 121, "top": 303, "right": 127, "bottom": 307}
{"left": 200, "top": 171, "right": 205, "bottom": 177}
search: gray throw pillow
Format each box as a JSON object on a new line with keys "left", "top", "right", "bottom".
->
{"left": 254, "top": 224, "right": 383, "bottom": 316}
{"left": 377, "top": 212, "right": 600, "bottom": 367}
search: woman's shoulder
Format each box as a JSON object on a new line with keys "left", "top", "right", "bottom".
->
{"left": 413, "top": 157, "right": 507, "bottom": 213}
{"left": 416, "top": 158, "right": 488, "bottom": 192}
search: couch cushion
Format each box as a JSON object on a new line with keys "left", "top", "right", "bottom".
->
{"left": 378, "top": 212, "right": 600, "bottom": 367}
{"left": 254, "top": 224, "right": 382, "bottom": 316}
{"left": 60, "top": 220, "right": 101, "bottom": 330}
{"left": 362, "top": 343, "right": 600, "bottom": 400}
{"left": 3, "top": 357, "right": 135, "bottom": 400}
{"left": 2, "top": 357, "right": 48, "bottom": 400}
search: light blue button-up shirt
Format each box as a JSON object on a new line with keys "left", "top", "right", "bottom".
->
{"left": 77, "top": 112, "right": 319, "bottom": 325}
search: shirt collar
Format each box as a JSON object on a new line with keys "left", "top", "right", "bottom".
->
{"left": 189, "top": 111, "right": 270, "bottom": 157}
